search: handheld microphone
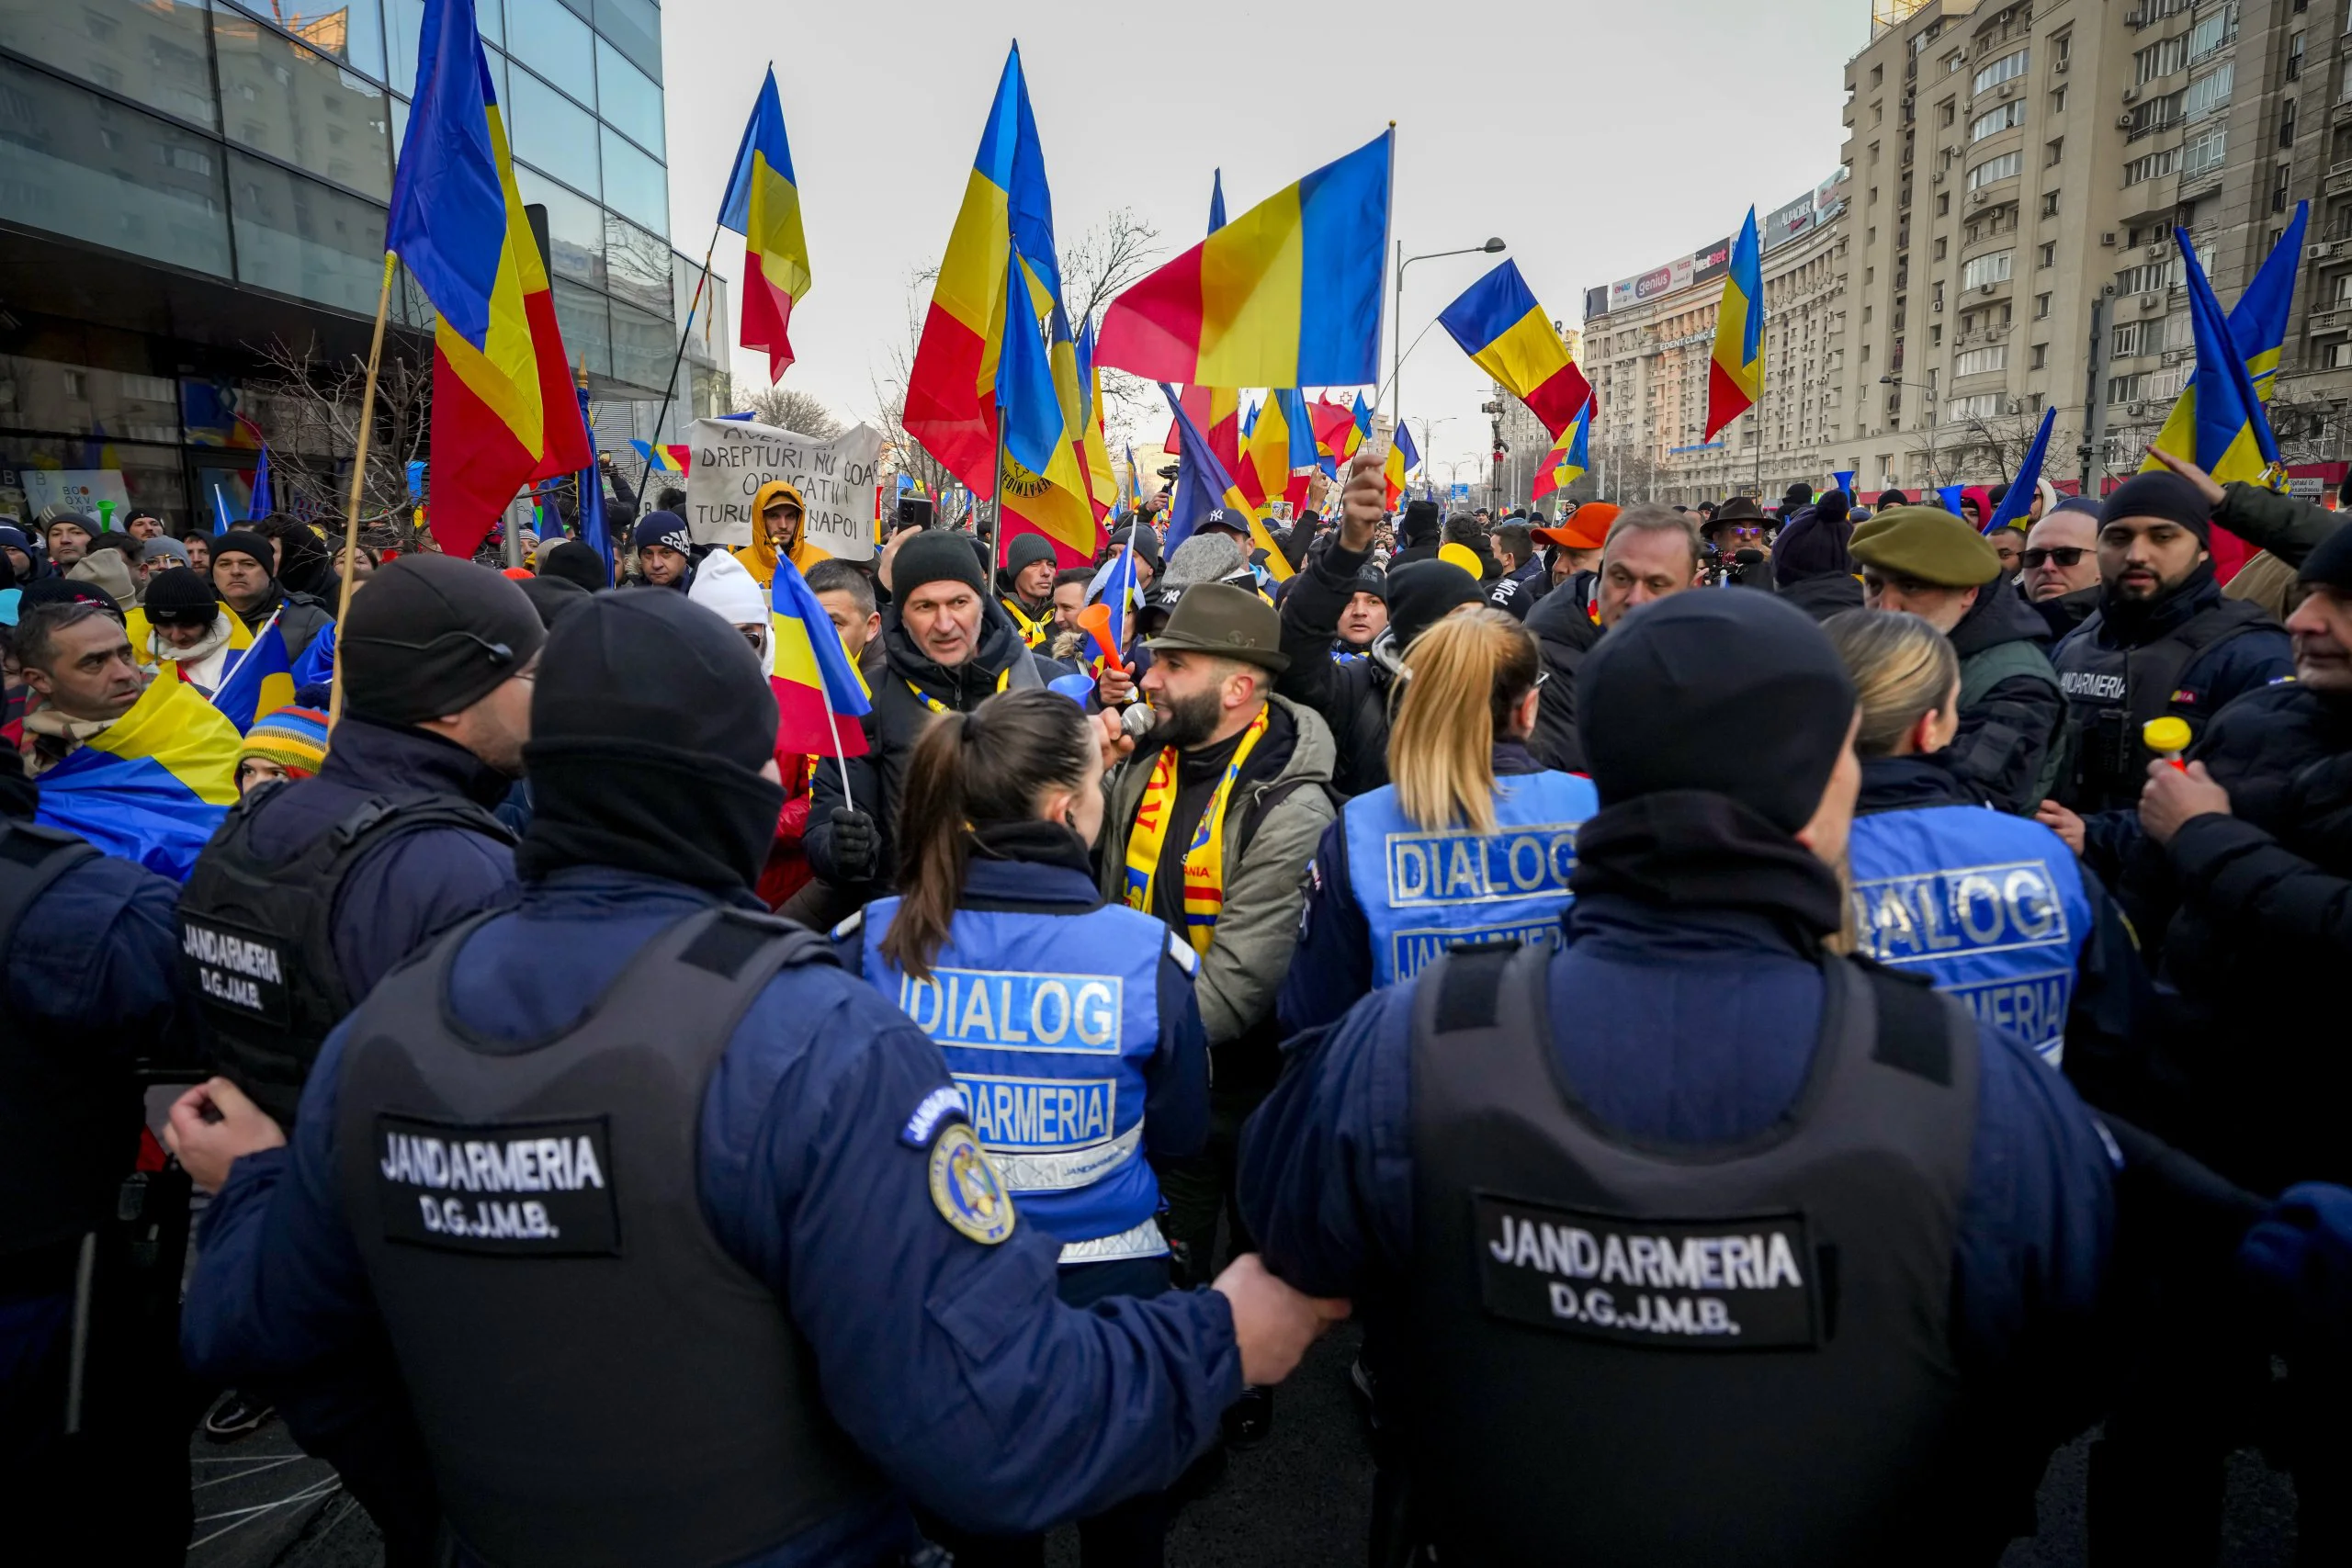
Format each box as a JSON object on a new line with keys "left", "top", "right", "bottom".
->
{"left": 1119, "top": 704, "right": 1156, "bottom": 740}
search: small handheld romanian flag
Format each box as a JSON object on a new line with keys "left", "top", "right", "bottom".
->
{"left": 210, "top": 618, "right": 298, "bottom": 734}
{"left": 769, "top": 554, "right": 871, "bottom": 759}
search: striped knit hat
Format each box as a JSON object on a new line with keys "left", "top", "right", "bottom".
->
{"left": 240, "top": 705, "right": 331, "bottom": 779}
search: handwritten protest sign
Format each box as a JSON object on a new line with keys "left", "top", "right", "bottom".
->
{"left": 684, "top": 418, "right": 883, "bottom": 561}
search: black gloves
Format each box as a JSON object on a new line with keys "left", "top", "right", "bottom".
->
{"left": 829, "top": 808, "right": 877, "bottom": 882}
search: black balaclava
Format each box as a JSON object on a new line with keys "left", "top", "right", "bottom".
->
{"left": 516, "top": 587, "right": 784, "bottom": 896}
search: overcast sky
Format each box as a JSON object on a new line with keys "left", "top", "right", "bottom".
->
{"left": 658, "top": 0, "right": 1870, "bottom": 479}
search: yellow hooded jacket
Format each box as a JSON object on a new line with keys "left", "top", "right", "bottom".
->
{"left": 733, "top": 479, "right": 827, "bottom": 588}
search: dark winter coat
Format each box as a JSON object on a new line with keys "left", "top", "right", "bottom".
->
{"left": 1523, "top": 570, "right": 1604, "bottom": 773}
{"left": 1948, "top": 579, "right": 2066, "bottom": 814}
{"left": 1274, "top": 538, "right": 1396, "bottom": 798}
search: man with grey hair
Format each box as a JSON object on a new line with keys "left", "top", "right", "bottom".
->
{"left": 1525, "top": 502, "right": 1707, "bottom": 770}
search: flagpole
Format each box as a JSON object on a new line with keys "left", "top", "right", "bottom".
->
{"left": 643, "top": 220, "right": 724, "bottom": 488}
{"left": 328, "top": 252, "right": 397, "bottom": 733}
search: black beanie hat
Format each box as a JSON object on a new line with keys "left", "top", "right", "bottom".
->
{"left": 1004, "top": 533, "right": 1057, "bottom": 575}
{"left": 1110, "top": 523, "right": 1162, "bottom": 567}
{"left": 892, "top": 528, "right": 989, "bottom": 598}
{"left": 1385, "top": 558, "right": 1485, "bottom": 647}
{"left": 1782, "top": 481, "right": 1815, "bottom": 509}
{"left": 1877, "top": 489, "right": 1909, "bottom": 509}
{"left": 19, "top": 576, "right": 120, "bottom": 619}
{"left": 2099, "top": 470, "right": 2213, "bottom": 542}
{"left": 632, "top": 511, "right": 692, "bottom": 555}
{"left": 539, "top": 538, "right": 611, "bottom": 592}
{"left": 518, "top": 573, "right": 591, "bottom": 628}
{"left": 516, "top": 587, "right": 785, "bottom": 896}
{"left": 212, "top": 529, "right": 275, "bottom": 574}
{"left": 341, "top": 554, "right": 547, "bottom": 725}
{"left": 1579, "top": 591, "right": 1857, "bottom": 835}
{"left": 1401, "top": 499, "right": 1442, "bottom": 545}
{"left": 1815, "top": 488, "right": 1850, "bottom": 525}
{"left": 142, "top": 566, "right": 220, "bottom": 626}
{"left": 2300, "top": 521, "right": 2352, "bottom": 592}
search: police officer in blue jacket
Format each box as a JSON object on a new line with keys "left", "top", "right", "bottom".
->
{"left": 0, "top": 767, "right": 193, "bottom": 1562}
{"left": 842, "top": 686, "right": 1209, "bottom": 1564}
{"left": 169, "top": 587, "right": 1340, "bottom": 1568}
{"left": 1240, "top": 591, "right": 2120, "bottom": 1566}
{"left": 1825, "top": 609, "right": 2149, "bottom": 1082}
{"left": 1282, "top": 607, "right": 1597, "bottom": 1034}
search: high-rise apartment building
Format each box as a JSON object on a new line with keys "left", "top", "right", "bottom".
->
{"left": 1832, "top": 0, "right": 2328, "bottom": 499}
{"left": 0, "top": 0, "right": 724, "bottom": 529}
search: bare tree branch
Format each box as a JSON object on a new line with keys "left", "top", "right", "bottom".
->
{"left": 241, "top": 337, "right": 434, "bottom": 549}
{"left": 741, "top": 385, "right": 843, "bottom": 439}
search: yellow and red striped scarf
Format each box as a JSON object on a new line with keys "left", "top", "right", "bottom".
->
{"left": 1120, "top": 706, "right": 1269, "bottom": 954}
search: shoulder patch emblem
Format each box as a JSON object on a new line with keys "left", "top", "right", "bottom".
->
{"left": 900, "top": 1084, "right": 968, "bottom": 1149}
{"left": 830, "top": 909, "right": 865, "bottom": 941}
{"left": 930, "top": 1123, "right": 1015, "bottom": 1245}
{"left": 1164, "top": 929, "right": 1199, "bottom": 976}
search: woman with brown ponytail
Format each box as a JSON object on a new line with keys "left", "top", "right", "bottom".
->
{"left": 1278, "top": 607, "right": 1600, "bottom": 1033}
{"left": 834, "top": 687, "right": 1210, "bottom": 1565}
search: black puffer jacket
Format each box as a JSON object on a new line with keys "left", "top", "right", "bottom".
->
{"left": 1524, "top": 570, "right": 1604, "bottom": 773}
{"left": 804, "top": 597, "right": 1058, "bottom": 891}
{"left": 2114, "top": 682, "right": 2352, "bottom": 1191}
{"left": 1947, "top": 581, "right": 2065, "bottom": 814}
{"left": 1274, "top": 537, "right": 1396, "bottom": 797}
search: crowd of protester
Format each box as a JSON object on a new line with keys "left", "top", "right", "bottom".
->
{"left": 4, "top": 438, "right": 2351, "bottom": 1566}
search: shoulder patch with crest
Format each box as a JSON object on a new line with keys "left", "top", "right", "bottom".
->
{"left": 930, "top": 1122, "right": 1015, "bottom": 1245}
{"left": 900, "top": 1083, "right": 968, "bottom": 1149}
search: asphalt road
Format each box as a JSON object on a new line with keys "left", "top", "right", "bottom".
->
{"left": 192, "top": 1320, "right": 2298, "bottom": 1566}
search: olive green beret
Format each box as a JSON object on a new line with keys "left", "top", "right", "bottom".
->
{"left": 1848, "top": 505, "right": 2003, "bottom": 588}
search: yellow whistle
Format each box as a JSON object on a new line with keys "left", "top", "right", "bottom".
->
{"left": 2143, "top": 716, "right": 2192, "bottom": 769}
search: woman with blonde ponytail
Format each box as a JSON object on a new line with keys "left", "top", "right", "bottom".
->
{"left": 1278, "top": 608, "right": 1600, "bottom": 1032}
{"left": 837, "top": 687, "right": 1208, "bottom": 1564}
{"left": 1827, "top": 608, "right": 2143, "bottom": 1073}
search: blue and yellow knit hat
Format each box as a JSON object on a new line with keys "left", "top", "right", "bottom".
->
{"left": 240, "top": 705, "right": 330, "bottom": 778}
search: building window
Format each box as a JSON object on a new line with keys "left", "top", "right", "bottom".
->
{"left": 2289, "top": 30, "right": 2306, "bottom": 79}
{"left": 1974, "top": 48, "right": 2030, "bottom": 95}
{"left": 2054, "top": 30, "right": 2072, "bottom": 62}
{"left": 2036, "top": 291, "right": 2052, "bottom": 317}
{"left": 1931, "top": 324, "right": 1943, "bottom": 345}
{"left": 2041, "top": 191, "right": 2062, "bottom": 217}
{"left": 1962, "top": 249, "right": 2015, "bottom": 288}
{"left": 1951, "top": 393, "right": 2006, "bottom": 421}
{"left": 1968, "top": 151, "right": 2023, "bottom": 189}
{"left": 2181, "top": 125, "right": 2227, "bottom": 177}
{"left": 2129, "top": 90, "right": 2188, "bottom": 140}
{"left": 2116, "top": 258, "right": 2178, "bottom": 294}
{"left": 2124, "top": 147, "right": 2181, "bottom": 185}
{"left": 1971, "top": 101, "right": 2027, "bottom": 141}
{"left": 1955, "top": 344, "right": 2008, "bottom": 376}
{"left": 1938, "top": 192, "right": 1951, "bottom": 216}
{"left": 0, "top": 55, "right": 232, "bottom": 275}
{"left": 2047, "top": 138, "right": 2064, "bottom": 167}
{"left": 2135, "top": 34, "right": 2189, "bottom": 84}
{"left": 2031, "top": 343, "right": 2049, "bottom": 368}
{"left": 2187, "top": 3, "right": 2240, "bottom": 65}
{"left": 1940, "top": 100, "right": 1957, "bottom": 127}
{"left": 2275, "top": 163, "right": 2295, "bottom": 212}
{"left": 2185, "top": 62, "right": 2234, "bottom": 122}
{"left": 1935, "top": 237, "right": 1948, "bottom": 258}
{"left": 1871, "top": 63, "right": 1884, "bottom": 85}
{"left": 2282, "top": 99, "right": 2299, "bottom": 149}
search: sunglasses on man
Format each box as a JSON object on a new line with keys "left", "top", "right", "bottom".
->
{"left": 2021, "top": 547, "right": 2086, "bottom": 569}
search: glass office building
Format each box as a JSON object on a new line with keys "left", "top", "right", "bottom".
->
{"left": 0, "top": 0, "right": 725, "bottom": 528}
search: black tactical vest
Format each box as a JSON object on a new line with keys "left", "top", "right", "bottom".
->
{"left": 178, "top": 786, "right": 515, "bottom": 1124}
{"left": 1404, "top": 942, "right": 1981, "bottom": 1566}
{"left": 336, "top": 906, "right": 887, "bottom": 1568}
{"left": 2054, "top": 599, "right": 2275, "bottom": 814}
{"left": 0, "top": 820, "right": 131, "bottom": 1261}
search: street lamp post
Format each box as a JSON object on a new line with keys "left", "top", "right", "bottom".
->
{"left": 1879, "top": 375, "right": 1941, "bottom": 485}
{"left": 1394, "top": 236, "right": 1507, "bottom": 429}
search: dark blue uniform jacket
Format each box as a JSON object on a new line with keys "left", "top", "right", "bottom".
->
{"left": 182, "top": 869, "right": 1241, "bottom": 1564}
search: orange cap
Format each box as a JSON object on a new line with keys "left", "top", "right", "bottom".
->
{"left": 1533, "top": 502, "right": 1618, "bottom": 551}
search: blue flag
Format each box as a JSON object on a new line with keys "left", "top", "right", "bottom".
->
{"left": 212, "top": 486, "right": 234, "bottom": 536}
{"left": 1984, "top": 408, "right": 2055, "bottom": 536}
{"left": 2176, "top": 226, "right": 2281, "bottom": 483}
{"left": 247, "top": 446, "right": 273, "bottom": 520}
{"left": 1159, "top": 382, "right": 1248, "bottom": 556}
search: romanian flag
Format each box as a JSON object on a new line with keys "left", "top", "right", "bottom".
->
{"left": 1161, "top": 383, "right": 1292, "bottom": 581}
{"left": 1207, "top": 168, "right": 1227, "bottom": 233}
{"left": 1345, "top": 392, "right": 1372, "bottom": 461}
{"left": 769, "top": 553, "right": 872, "bottom": 759}
{"left": 1384, "top": 422, "right": 1420, "bottom": 510}
{"left": 1073, "top": 315, "right": 1118, "bottom": 520}
{"left": 1703, "top": 208, "right": 1764, "bottom": 440}
{"left": 210, "top": 617, "right": 298, "bottom": 733}
{"left": 628, "top": 439, "right": 690, "bottom": 474}
{"left": 1984, "top": 407, "right": 2055, "bottom": 536}
{"left": 2163, "top": 227, "right": 2281, "bottom": 487}
{"left": 1437, "top": 260, "right": 1591, "bottom": 439}
{"left": 35, "top": 673, "right": 240, "bottom": 880}
{"left": 1098, "top": 130, "right": 1392, "bottom": 389}
{"left": 248, "top": 445, "right": 273, "bottom": 519}
{"left": 718, "top": 68, "right": 812, "bottom": 382}
{"left": 1245, "top": 389, "right": 1315, "bottom": 515}
{"left": 1532, "top": 399, "right": 1592, "bottom": 502}
{"left": 2143, "top": 203, "right": 2305, "bottom": 481}
{"left": 388, "top": 0, "right": 590, "bottom": 558}
{"left": 1308, "top": 395, "right": 1357, "bottom": 475}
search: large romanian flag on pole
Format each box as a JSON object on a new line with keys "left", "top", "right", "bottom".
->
{"left": 1703, "top": 207, "right": 1764, "bottom": 440}
{"left": 1097, "top": 130, "right": 1393, "bottom": 389}
{"left": 718, "top": 67, "right": 813, "bottom": 382}
{"left": 1438, "top": 260, "right": 1591, "bottom": 439}
{"left": 388, "top": 0, "right": 589, "bottom": 558}
{"left": 904, "top": 45, "right": 1045, "bottom": 500}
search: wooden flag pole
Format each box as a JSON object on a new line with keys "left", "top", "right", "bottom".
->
{"left": 328, "top": 251, "right": 399, "bottom": 732}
